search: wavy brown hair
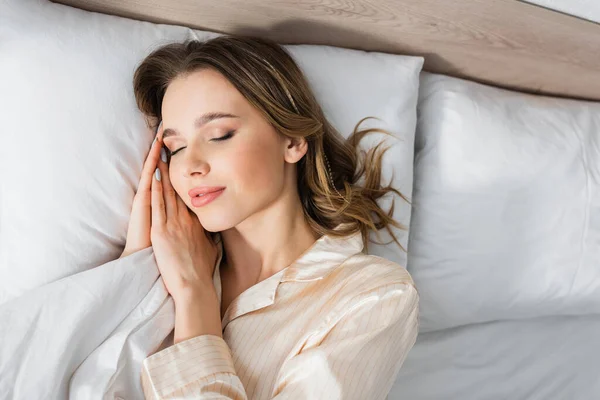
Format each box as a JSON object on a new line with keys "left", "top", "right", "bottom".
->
{"left": 133, "top": 35, "right": 409, "bottom": 253}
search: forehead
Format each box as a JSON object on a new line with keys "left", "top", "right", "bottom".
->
{"left": 161, "top": 69, "right": 248, "bottom": 124}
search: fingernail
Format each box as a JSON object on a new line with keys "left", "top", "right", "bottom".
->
{"left": 157, "top": 120, "right": 163, "bottom": 132}
{"left": 160, "top": 147, "right": 167, "bottom": 163}
{"left": 155, "top": 168, "right": 161, "bottom": 181}
{"left": 151, "top": 137, "right": 157, "bottom": 147}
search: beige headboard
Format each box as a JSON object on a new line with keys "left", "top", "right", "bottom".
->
{"left": 53, "top": 0, "right": 600, "bottom": 101}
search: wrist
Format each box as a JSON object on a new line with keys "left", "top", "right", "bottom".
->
{"left": 173, "top": 284, "right": 222, "bottom": 343}
{"left": 172, "top": 280, "right": 216, "bottom": 307}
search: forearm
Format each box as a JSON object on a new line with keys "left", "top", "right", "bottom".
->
{"left": 173, "top": 284, "right": 223, "bottom": 344}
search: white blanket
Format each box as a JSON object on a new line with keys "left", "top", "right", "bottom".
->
{"left": 0, "top": 248, "right": 170, "bottom": 399}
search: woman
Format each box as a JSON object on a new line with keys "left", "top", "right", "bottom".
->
{"left": 122, "top": 35, "right": 419, "bottom": 399}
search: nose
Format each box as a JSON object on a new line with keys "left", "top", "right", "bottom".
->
{"left": 182, "top": 151, "right": 211, "bottom": 178}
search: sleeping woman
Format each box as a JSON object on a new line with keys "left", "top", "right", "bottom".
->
{"left": 121, "top": 34, "right": 419, "bottom": 399}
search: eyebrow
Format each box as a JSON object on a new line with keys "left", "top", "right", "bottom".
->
{"left": 161, "top": 112, "right": 240, "bottom": 139}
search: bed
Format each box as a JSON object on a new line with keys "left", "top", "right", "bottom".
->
{"left": 0, "top": 0, "right": 598, "bottom": 399}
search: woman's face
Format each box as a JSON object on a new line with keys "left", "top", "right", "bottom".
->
{"left": 161, "top": 68, "right": 305, "bottom": 232}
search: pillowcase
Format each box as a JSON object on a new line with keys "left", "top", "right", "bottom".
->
{"left": 0, "top": 0, "right": 423, "bottom": 303}
{"left": 410, "top": 72, "right": 600, "bottom": 333}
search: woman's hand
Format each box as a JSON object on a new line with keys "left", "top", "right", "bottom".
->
{"left": 120, "top": 122, "right": 164, "bottom": 259}
{"left": 150, "top": 133, "right": 219, "bottom": 305}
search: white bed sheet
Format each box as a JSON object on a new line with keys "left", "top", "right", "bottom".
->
{"left": 391, "top": 314, "right": 600, "bottom": 399}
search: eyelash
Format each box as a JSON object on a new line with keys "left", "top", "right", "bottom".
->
{"left": 169, "top": 130, "right": 236, "bottom": 156}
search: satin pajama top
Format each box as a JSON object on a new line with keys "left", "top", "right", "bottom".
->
{"left": 141, "top": 228, "right": 419, "bottom": 399}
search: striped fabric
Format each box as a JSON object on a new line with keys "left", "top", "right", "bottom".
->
{"left": 141, "top": 229, "right": 419, "bottom": 399}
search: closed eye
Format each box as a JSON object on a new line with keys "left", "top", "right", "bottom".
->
{"left": 212, "top": 130, "right": 235, "bottom": 142}
{"left": 169, "top": 130, "right": 236, "bottom": 156}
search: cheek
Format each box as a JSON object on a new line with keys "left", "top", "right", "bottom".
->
{"left": 231, "top": 138, "right": 283, "bottom": 194}
{"left": 169, "top": 171, "right": 188, "bottom": 203}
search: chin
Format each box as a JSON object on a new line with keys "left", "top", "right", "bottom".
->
{"left": 194, "top": 211, "right": 239, "bottom": 233}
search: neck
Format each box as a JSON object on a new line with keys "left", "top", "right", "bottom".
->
{"left": 220, "top": 192, "right": 321, "bottom": 284}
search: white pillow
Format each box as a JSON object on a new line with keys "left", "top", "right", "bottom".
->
{"left": 410, "top": 72, "right": 600, "bottom": 333}
{"left": 0, "top": 0, "right": 423, "bottom": 303}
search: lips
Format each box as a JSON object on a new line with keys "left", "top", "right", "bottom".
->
{"left": 188, "top": 186, "right": 226, "bottom": 198}
{"left": 188, "top": 186, "right": 226, "bottom": 208}
{"left": 189, "top": 187, "right": 225, "bottom": 208}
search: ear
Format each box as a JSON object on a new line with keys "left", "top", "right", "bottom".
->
{"left": 283, "top": 136, "right": 308, "bottom": 164}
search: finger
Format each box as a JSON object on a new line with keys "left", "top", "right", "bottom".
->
{"left": 138, "top": 121, "right": 163, "bottom": 195}
{"left": 156, "top": 119, "right": 164, "bottom": 139}
{"left": 157, "top": 145, "right": 178, "bottom": 220}
{"left": 176, "top": 192, "right": 189, "bottom": 216}
{"left": 151, "top": 166, "right": 166, "bottom": 227}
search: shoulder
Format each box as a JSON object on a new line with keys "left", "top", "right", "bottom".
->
{"left": 317, "top": 253, "right": 419, "bottom": 315}
{"left": 337, "top": 253, "right": 416, "bottom": 292}
{"left": 310, "top": 253, "right": 419, "bottom": 335}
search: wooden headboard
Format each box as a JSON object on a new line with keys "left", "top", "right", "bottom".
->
{"left": 53, "top": 0, "right": 600, "bottom": 101}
